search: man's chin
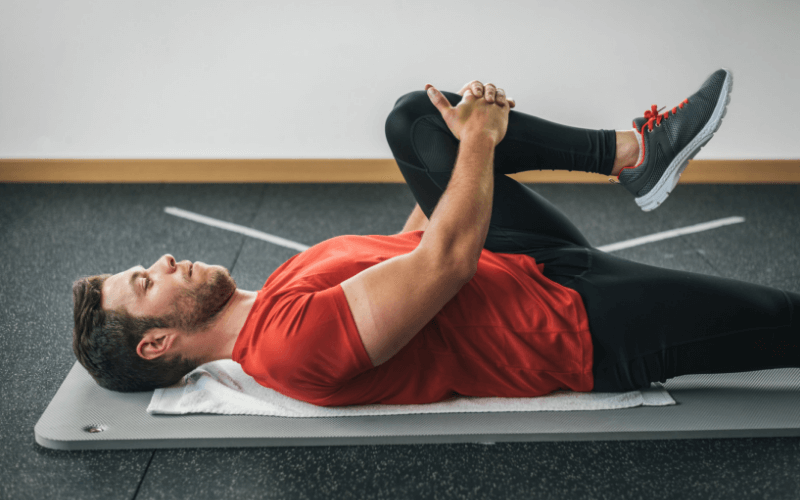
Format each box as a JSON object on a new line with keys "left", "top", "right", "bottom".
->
{"left": 213, "top": 273, "right": 238, "bottom": 310}
{"left": 222, "top": 286, "right": 237, "bottom": 306}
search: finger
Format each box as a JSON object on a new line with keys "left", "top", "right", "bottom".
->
{"left": 458, "top": 80, "right": 484, "bottom": 97}
{"left": 496, "top": 88, "right": 507, "bottom": 107}
{"left": 484, "top": 83, "right": 496, "bottom": 103}
{"left": 462, "top": 89, "right": 477, "bottom": 102}
{"left": 425, "top": 84, "right": 453, "bottom": 114}
{"left": 457, "top": 80, "right": 475, "bottom": 96}
{"left": 508, "top": 97, "right": 515, "bottom": 108}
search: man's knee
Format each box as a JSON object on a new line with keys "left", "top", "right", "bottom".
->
{"left": 385, "top": 90, "right": 429, "bottom": 144}
{"left": 391, "top": 89, "right": 431, "bottom": 110}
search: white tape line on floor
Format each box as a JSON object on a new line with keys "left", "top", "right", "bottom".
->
{"left": 164, "top": 207, "right": 310, "bottom": 252}
{"left": 596, "top": 216, "right": 745, "bottom": 252}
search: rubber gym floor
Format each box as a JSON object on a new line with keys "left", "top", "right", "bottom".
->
{"left": 2, "top": 182, "right": 798, "bottom": 500}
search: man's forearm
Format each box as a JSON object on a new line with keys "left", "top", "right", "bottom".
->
{"left": 417, "top": 133, "right": 495, "bottom": 274}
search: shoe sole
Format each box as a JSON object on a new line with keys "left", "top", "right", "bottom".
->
{"left": 635, "top": 69, "right": 734, "bottom": 212}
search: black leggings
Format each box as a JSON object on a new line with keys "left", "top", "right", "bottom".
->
{"left": 385, "top": 90, "right": 800, "bottom": 392}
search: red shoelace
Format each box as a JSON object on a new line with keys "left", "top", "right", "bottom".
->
{"left": 641, "top": 98, "right": 689, "bottom": 132}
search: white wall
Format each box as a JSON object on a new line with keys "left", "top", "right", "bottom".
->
{"left": 1, "top": 0, "right": 798, "bottom": 160}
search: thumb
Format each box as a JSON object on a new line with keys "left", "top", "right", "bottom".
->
{"left": 425, "top": 84, "right": 452, "bottom": 115}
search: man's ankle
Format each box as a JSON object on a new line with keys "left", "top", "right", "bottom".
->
{"left": 611, "top": 130, "right": 640, "bottom": 176}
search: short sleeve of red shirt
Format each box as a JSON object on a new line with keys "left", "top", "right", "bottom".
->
{"left": 231, "top": 279, "right": 374, "bottom": 403}
{"left": 232, "top": 231, "right": 594, "bottom": 406}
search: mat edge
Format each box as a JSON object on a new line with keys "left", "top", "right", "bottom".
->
{"left": 35, "top": 428, "right": 800, "bottom": 451}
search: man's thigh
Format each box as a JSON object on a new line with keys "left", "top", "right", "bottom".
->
{"left": 571, "top": 249, "right": 794, "bottom": 376}
{"left": 387, "top": 91, "right": 592, "bottom": 253}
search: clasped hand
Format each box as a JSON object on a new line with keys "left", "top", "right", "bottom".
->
{"left": 425, "top": 80, "right": 515, "bottom": 145}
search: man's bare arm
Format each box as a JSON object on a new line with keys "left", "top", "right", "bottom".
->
{"left": 341, "top": 83, "right": 511, "bottom": 366}
{"left": 417, "top": 83, "right": 510, "bottom": 271}
{"left": 343, "top": 133, "right": 497, "bottom": 365}
{"left": 397, "top": 82, "right": 515, "bottom": 237}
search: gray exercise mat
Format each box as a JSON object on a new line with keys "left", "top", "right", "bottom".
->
{"left": 35, "top": 362, "right": 800, "bottom": 450}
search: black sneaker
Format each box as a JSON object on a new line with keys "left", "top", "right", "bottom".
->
{"left": 617, "top": 68, "right": 733, "bottom": 211}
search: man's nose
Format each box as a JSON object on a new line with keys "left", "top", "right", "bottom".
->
{"left": 157, "top": 254, "right": 177, "bottom": 273}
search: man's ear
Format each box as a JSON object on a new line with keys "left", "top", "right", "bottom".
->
{"left": 136, "top": 328, "right": 180, "bottom": 360}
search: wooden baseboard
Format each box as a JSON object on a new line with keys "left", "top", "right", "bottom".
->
{"left": 1, "top": 159, "right": 798, "bottom": 183}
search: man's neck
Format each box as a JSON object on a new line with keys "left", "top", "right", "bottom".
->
{"left": 187, "top": 288, "right": 258, "bottom": 365}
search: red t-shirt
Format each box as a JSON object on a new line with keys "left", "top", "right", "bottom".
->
{"left": 232, "top": 231, "right": 594, "bottom": 406}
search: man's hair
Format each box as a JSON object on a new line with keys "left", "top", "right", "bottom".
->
{"left": 72, "top": 274, "right": 200, "bottom": 392}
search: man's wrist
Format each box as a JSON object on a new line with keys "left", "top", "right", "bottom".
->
{"left": 460, "top": 128, "right": 499, "bottom": 148}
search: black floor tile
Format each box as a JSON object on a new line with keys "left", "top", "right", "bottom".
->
{"left": 1, "top": 409, "right": 151, "bottom": 500}
{"left": 137, "top": 439, "right": 800, "bottom": 500}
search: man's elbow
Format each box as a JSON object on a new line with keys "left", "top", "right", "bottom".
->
{"left": 452, "top": 258, "right": 477, "bottom": 283}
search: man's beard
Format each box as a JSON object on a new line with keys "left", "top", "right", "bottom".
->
{"left": 167, "top": 267, "right": 237, "bottom": 333}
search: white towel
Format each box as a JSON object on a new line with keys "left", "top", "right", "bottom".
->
{"left": 147, "top": 359, "right": 675, "bottom": 417}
